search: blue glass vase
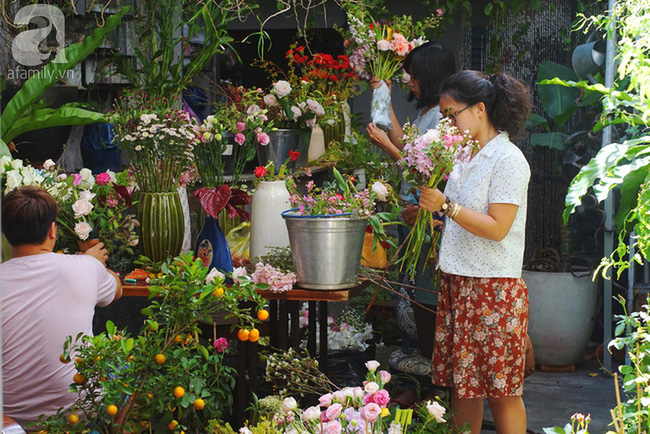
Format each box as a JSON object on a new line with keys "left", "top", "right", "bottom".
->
{"left": 195, "top": 216, "right": 233, "bottom": 274}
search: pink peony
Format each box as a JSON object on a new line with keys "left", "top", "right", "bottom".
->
{"left": 257, "top": 132, "right": 270, "bottom": 146}
{"left": 234, "top": 133, "right": 246, "bottom": 146}
{"left": 96, "top": 172, "right": 111, "bottom": 185}
{"left": 213, "top": 337, "right": 228, "bottom": 353}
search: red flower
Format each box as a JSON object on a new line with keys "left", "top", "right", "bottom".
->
{"left": 380, "top": 241, "right": 391, "bottom": 250}
{"left": 335, "top": 193, "right": 344, "bottom": 200}
{"left": 254, "top": 166, "right": 267, "bottom": 178}
{"left": 289, "top": 150, "right": 300, "bottom": 161}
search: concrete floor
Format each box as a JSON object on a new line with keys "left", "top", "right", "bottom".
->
{"left": 483, "top": 351, "right": 620, "bottom": 433}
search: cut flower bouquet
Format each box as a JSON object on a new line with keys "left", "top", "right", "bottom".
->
{"left": 339, "top": 4, "right": 441, "bottom": 128}
{"left": 110, "top": 90, "right": 197, "bottom": 193}
{"left": 398, "top": 118, "right": 477, "bottom": 278}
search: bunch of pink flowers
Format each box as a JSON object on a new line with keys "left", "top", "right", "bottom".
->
{"left": 272, "top": 360, "right": 396, "bottom": 433}
{"left": 251, "top": 262, "right": 297, "bottom": 293}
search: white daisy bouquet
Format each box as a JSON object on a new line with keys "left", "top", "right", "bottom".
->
{"left": 398, "top": 118, "right": 477, "bottom": 278}
{"left": 110, "top": 90, "right": 197, "bottom": 193}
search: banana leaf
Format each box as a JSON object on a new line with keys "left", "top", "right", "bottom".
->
{"left": 5, "top": 104, "right": 106, "bottom": 142}
{"left": 0, "top": 6, "right": 129, "bottom": 156}
{"left": 563, "top": 136, "right": 650, "bottom": 224}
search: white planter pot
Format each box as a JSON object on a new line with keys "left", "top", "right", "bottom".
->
{"left": 308, "top": 125, "right": 325, "bottom": 161}
{"left": 523, "top": 270, "right": 600, "bottom": 366}
{"left": 249, "top": 181, "right": 291, "bottom": 259}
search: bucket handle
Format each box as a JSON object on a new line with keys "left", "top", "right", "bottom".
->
{"left": 281, "top": 207, "right": 354, "bottom": 219}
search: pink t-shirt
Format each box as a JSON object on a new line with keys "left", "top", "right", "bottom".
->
{"left": 1, "top": 252, "right": 116, "bottom": 428}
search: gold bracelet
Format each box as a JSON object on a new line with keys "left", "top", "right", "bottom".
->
{"left": 450, "top": 203, "right": 461, "bottom": 220}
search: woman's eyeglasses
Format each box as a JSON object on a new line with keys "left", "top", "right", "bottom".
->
{"left": 445, "top": 104, "right": 474, "bottom": 125}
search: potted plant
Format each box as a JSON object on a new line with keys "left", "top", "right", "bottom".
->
{"left": 523, "top": 60, "right": 607, "bottom": 366}
{"left": 34, "top": 253, "right": 268, "bottom": 433}
{"left": 281, "top": 168, "right": 389, "bottom": 290}
{"left": 253, "top": 47, "right": 330, "bottom": 168}
{"left": 109, "top": 91, "right": 197, "bottom": 262}
{"left": 0, "top": 8, "right": 129, "bottom": 159}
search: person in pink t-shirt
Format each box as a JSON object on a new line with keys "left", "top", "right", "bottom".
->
{"left": 1, "top": 186, "right": 122, "bottom": 429}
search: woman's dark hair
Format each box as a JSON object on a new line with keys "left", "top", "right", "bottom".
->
{"left": 403, "top": 41, "right": 456, "bottom": 110}
{"left": 2, "top": 186, "right": 58, "bottom": 246}
{"left": 440, "top": 70, "right": 531, "bottom": 138}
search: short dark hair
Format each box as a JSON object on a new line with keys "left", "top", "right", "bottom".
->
{"left": 2, "top": 186, "right": 58, "bottom": 246}
{"left": 403, "top": 41, "right": 456, "bottom": 110}
{"left": 440, "top": 70, "right": 531, "bottom": 138}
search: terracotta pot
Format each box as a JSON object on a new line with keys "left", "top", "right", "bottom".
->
{"left": 77, "top": 238, "right": 100, "bottom": 253}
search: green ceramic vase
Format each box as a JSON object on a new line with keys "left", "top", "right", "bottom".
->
{"left": 137, "top": 191, "right": 184, "bottom": 262}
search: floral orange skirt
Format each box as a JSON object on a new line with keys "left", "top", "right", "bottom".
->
{"left": 431, "top": 272, "right": 528, "bottom": 399}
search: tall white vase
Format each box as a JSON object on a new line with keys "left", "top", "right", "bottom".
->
{"left": 308, "top": 125, "right": 325, "bottom": 161}
{"left": 250, "top": 180, "right": 291, "bottom": 260}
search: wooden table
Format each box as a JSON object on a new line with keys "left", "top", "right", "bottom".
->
{"left": 257, "top": 280, "right": 370, "bottom": 372}
{"left": 121, "top": 279, "right": 369, "bottom": 426}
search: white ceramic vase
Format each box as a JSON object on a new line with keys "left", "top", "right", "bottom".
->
{"left": 250, "top": 180, "right": 291, "bottom": 260}
{"left": 308, "top": 125, "right": 325, "bottom": 161}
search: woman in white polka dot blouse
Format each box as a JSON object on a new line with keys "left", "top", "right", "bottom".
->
{"left": 418, "top": 70, "right": 532, "bottom": 433}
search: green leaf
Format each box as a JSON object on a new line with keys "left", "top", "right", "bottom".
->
{"left": 530, "top": 132, "right": 568, "bottom": 150}
{"left": 1, "top": 7, "right": 129, "bottom": 144}
{"left": 105, "top": 320, "right": 116, "bottom": 338}
{"left": 536, "top": 61, "right": 580, "bottom": 129}
{"left": 615, "top": 167, "right": 648, "bottom": 232}
{"left": 525, "top": 113, "right": 550, "bottom": 130}
{"left": 3, "top": 105, "right": 105, "bottom": 144}
{"left": 199, "top": 345, "right": 210, "bottom": 360}
{"left": 563, "top": 137, "right": 650, "bottom": 222}
{"left": 140, "top": 307, "right": 154, "bottom": 316}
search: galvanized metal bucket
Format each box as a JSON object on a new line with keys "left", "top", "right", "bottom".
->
{"left": 282, "top": 210, "right": 367, "bottom": 290}
{"left": 257, "top": 129, "right": 310, "bottom": 172}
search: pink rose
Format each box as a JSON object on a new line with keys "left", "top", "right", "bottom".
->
{"left": 79, "top": 190, "right": 95, "bottom": 202}
{"left": 257, "top": 132, "right": 270, "bottom": 146}
{"left": 372, "top": 389, "right": 390, "bottom": 407}
{"left": 74, "top": 221, "right": 93, "bottom": 240}
{"left": 234, "top": 133, "right": 246, "bottom": 146}
{"left": 72, "top": 199, "right": 94, "bottom": 218}
{"left": 332, "top": 390, "right": 346, "bottom": 404}
{"left": 273, "top": 80, "right": 292, "bottom": 98}
{"left": 306, "top": 99, "right": 325, "bottom": 116}
{"left": 213, "top": 337, "right": 228, "bottom": 353}
{"left": 325, "top": 403, "right": 342, "bottom": 420}
{"left": 263, "top": 94, "right": 278, "bottom": 107}
{"left": 360, "top": 403, "right": 381, "bottom": 424}
{"left": 236, "top": 122, "right": 246, "bottom": 132}
{"left": 72, "top": 173, "right": 82, "bottom": 186}
{"left": 96, "top": 172, "right": 111, "bottom": 185}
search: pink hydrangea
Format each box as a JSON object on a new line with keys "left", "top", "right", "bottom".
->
{"left": 251, "top": 262, "right": 296, "bottom": 293}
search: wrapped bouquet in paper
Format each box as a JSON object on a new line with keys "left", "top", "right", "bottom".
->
{"left": 339, "top": 4, "right": 442, "bottom": 129}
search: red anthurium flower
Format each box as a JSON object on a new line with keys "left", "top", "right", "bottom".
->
{"left": 365, "top": 225, "right": 373, "bottom": 233}
{"left": 254, "top": 166, "right": 267, "bottom": 178}
{"left": 289, "top": 150, "right": 300, "bottom": 161}
{"left": 335, "top": 193, "right": 344, "bottom": 200}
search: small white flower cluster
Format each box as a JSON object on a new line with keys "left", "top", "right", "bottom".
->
{"left": 0, "top": 156, "right": 46, "bottom": 195}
